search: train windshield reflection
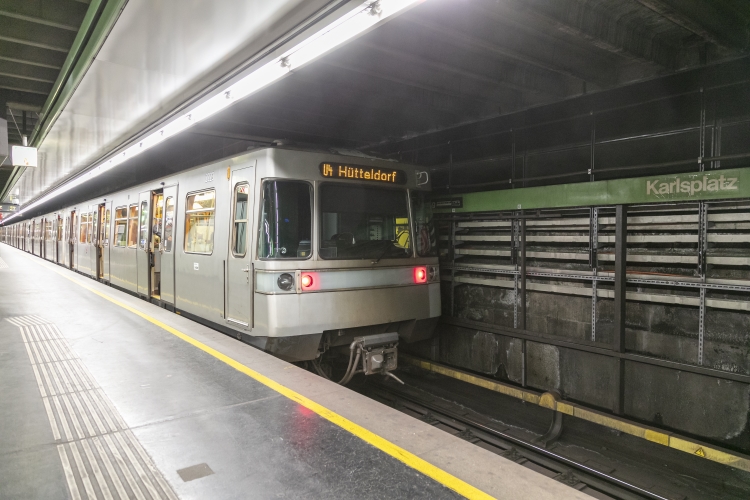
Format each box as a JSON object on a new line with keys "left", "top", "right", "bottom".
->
{"left": 319, "top": 184, "right": 411, "bottom": 260}
{"left": 258, "top": 180, "right": 312, "bottom": 260}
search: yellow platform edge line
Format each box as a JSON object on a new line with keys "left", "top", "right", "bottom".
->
{"left": 400, "top": 354, "right": 750, "bottom": 473}
{"left": 32, "top": 258, "right": 494, "bottom": 500}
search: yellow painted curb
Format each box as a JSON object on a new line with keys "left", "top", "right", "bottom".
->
{"left": 401, "top": 354, "right": 750, "bottom": 473}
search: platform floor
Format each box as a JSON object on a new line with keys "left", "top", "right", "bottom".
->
{"left": 0, "top": 244, "right": 588, "bottom": 500}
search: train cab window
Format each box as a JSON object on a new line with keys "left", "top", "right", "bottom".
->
{"left": 258, "top": 181, "right": 312, "bottom": 259}
{"left": 163, "top": 197, "right": 174, "bottom": 252}
{"left": 127, "top": 204, "right": 139, "bottom": 248}
{"left": 114, "top": 207, "right": 127, "bottom": 247}
{"left": 231, "top": 184, "right": 249, "bottom": 257}
{"left": 184, "top": 190, "right": 216, "bottom": 254}
{"left": 319, "top": 184, "right": 412, "bottom": 260}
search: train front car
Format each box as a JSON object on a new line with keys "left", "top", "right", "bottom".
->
{"left": 253, "top": 148, "right": 440, "bottom": 382}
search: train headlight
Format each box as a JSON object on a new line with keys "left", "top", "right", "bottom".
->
{"left": 277, "top": 273, "right": 294, "bottom": 291}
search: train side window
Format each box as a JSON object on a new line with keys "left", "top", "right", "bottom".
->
{"left": 79, "top": 214, "right": 88, "bottom": 243}
{"left": 114, "top": 207, "right": 127, "bottom": 247}
{"left": 184, "top": 190, "right": 216, "bottom": 254}
{"left": 127, "top": 204, "right": 139, "bottom": 248}
{"left": 258, "top": 180, "right": 312, "bottom": 260}
{"left": 103, "top": 209, "right": 111, "bottom": 246}
{"left": 231, "top": 184, "right": 249, "bottom": 257}
{"left": 163, "top": 197, "right": 174, "bottom": 252}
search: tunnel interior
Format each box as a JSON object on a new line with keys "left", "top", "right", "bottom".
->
{"left": 3, "top": 0, "right": 750, "bottom": 454}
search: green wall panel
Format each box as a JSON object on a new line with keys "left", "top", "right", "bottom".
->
{"left": 433, "top": 167, "right": 750, "bottom": 213}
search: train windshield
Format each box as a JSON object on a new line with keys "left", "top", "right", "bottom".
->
{"left": 319, "top": 184, "right": 412, "bottom": 260}
{"left": 258, "top": 180, "right": 312, "bottom": 259}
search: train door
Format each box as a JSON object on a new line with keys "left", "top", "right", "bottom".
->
{"left": 52, "top": 218, "right": 57, "bottom": 262}
{"left": 148, "top": 190, "right": 164, "bottom": 300}
{"left": 69, "top": 211, "right": 77, "bottom": 269}
{"left": 159, "top": 186, "right": 178, "bottom": 305}
{"left": 62, "top": 217, "right": 69, "bottom": 267}
{"left": 225, "top": 167, "right": 256, "bottom": 328}
{"left": 90, "top": 206, "right": 99, "bottom": 276}
{"left": 41, "top": 218, "right": 46, "bottom": 258}
{"left": 98, "top": 203, "right": 111, "bottom": 280}
{"left": 56, "top": 216, "right": 63, "bottom": 264}
{"left": 78, "top": 211, "right": 91, "bottom": 274}
{"left": 136, "top": 191, "right": 152, "bottom": 297}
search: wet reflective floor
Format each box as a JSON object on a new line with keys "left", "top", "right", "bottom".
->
{"left": 0, "top": 245, "right": 586, "bottom": 499}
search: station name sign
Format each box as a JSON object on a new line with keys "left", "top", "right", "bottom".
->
{"left": 646, "top": 173, "right": 738, "bottom": 198}
{"left": 320, "top": 163, "right": 406, "bottom": 185}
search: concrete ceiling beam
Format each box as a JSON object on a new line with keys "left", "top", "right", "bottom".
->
{"left": 403, "top": 17, "right": 585, "bottom": 94}
{"left": 0, "top": 59, "right": 59, "bottom": 82}
{"left": 524, "top": 0, "right": 679, "bottom": 70}
{"left": 0, "top": 0, "right": 88, "bottom": 33}
{"left": 635, "top": 0, "right": 749, "bottom": 51}
{"left": 425, "top": 1, "right": 620, "bottom": 88}
{"left": 0, "top": 53, "right": 63, "bottom": 70}
{"left": 0, "top": 10, "right": 79, "bottom": 31}
{"left": 0, "top": 35, "right": 69, "bottom": 54}
{"left": 353, "top": 40, "right": 536, "bottom": 97}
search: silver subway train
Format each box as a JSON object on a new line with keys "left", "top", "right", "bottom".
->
{"left": 1, "top": 147, "right": 440, "bottom": 377}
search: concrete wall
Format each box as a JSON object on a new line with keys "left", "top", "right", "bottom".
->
{"left": 416, "top": 281, "right": 750, "bottom": 449}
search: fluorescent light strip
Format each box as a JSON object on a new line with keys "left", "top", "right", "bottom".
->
{"left": 3, "top": 0, "right": 420, "bottom": 224}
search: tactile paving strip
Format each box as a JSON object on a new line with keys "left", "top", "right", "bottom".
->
{"left": 0, "top": 257, "right": 8, "bottom": 269}
{"left": 7, "top": 315, "right": 178, "bottom": 500}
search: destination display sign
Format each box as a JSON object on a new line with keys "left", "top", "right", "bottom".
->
{"left": 320, "top": 162, "right": 407, "bottom": 185}
{"left": 0, "top": 204, "right": 18, "bottom": 213}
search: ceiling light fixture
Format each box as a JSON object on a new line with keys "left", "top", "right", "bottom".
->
{"left": 3, "top": 0, "right": 421, "bottom": 224}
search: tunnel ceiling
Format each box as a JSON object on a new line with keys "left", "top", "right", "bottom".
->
{"left": 6, "top": 0, "right": 750, "bottom": 217}
{"left": 0, "top": 0, "right": 90, "bottom": 202}
{"left": 199, "top": 0, "right": 750, "bottom": 147}
{"left": 201, "top": 0, "right": 750, "bottom": 148}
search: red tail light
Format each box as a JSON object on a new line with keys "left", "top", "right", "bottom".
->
{"left": 414, "top": 266, "right": 427, "bottom": 283}
{"left": 301, "top": 273, "right": 314, "bottom": 288}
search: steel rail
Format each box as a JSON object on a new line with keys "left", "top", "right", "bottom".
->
{"left": 366, "top": 382, "right": 668, "bottom": 500}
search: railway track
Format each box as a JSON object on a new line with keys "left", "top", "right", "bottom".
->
{"left": 360, "top": 381, "right": 681, "bottom": 500}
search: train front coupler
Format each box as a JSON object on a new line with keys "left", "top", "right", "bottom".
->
{"left": 327, "top": 332, "right": 403, "bottom": 385}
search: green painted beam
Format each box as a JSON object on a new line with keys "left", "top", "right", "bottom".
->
{"left": 433, "top": 167, "right": 750, "bottom": 213}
